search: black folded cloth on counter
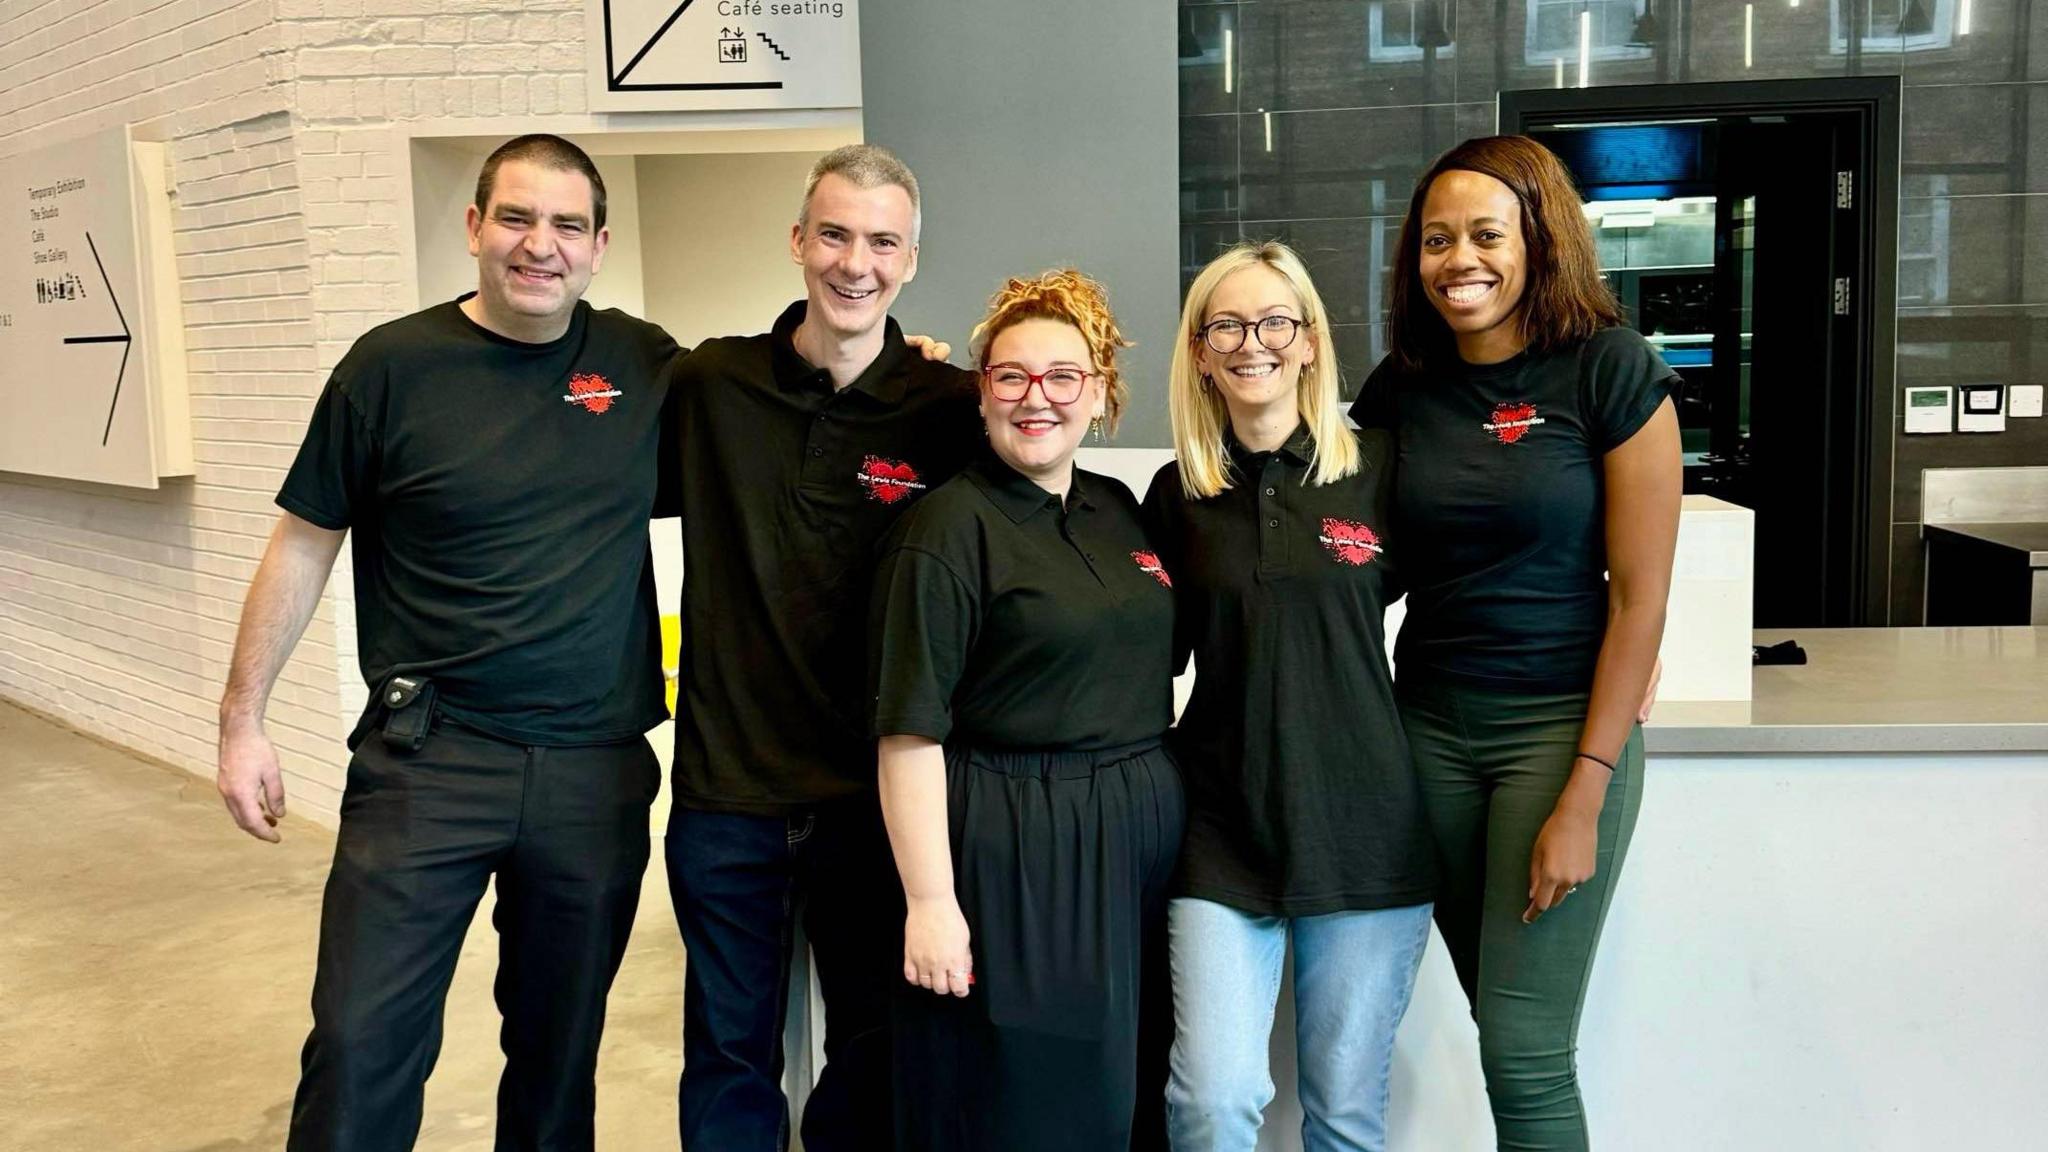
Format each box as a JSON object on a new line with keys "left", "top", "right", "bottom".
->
{"left": 1753, "top": 639, "right": 1808, "bottom": 666}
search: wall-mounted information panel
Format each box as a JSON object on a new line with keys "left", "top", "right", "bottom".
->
{"left": 0, "top": 126, "right": 190, "bottom": 489}
{"left": 588, "top": 0, "right": 861, "bottom": 112}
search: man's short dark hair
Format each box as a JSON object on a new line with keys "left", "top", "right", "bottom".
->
{"left": 474, "top": 134, "right": 608, "bottom": 232}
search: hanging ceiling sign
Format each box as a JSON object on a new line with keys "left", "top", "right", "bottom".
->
{"left": 588, "top": 0, "right": 862, "bottom": 113}
{"left": 0, "top": 126, "right": 189, "bottom": 488}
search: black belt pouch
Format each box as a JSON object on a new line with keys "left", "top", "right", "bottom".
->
{"left": 344, "top": 674, "right": 439, "bottom": 753}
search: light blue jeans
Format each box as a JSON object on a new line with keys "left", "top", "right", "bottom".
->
{"left": 1164, "top": 897, "right": 1433, "bottom": 1152}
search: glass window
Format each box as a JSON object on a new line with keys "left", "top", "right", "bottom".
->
{"left": 1523, "top": 0, "right": 1652, "bottom": 65}
{"left": 1829, "top": 0, "right": 1956, "bottom": 54}
{"left": 1369, "top": 0, "right": 1456, "bottom": 62}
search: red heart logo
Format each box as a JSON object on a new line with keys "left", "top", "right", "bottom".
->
{"left": 857, "top": 455, "right": 926, "bottom": 504}
{"left": 1130, "top": 550, "right": 1172, "bottom": 588}
{"left": 1483, "top": 401, "right": 1543, "bottom": 444}
{"left": 1318, "top": 518, "right": 1382, "bottom": 566}
{"left": 566, "top": 372, "right": 619, "bottom": 414}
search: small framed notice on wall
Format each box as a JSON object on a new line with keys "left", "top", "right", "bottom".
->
{"left": 1958, "top": 384, "right": 2006, "bottom": 433}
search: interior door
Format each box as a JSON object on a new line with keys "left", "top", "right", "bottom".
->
{"left": 1722, "top": 114, "right": 1869, "bottom": 627}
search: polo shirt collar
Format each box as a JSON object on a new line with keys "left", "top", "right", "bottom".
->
{"left": 1226, "top": 422, "right": 1317, "bottom": 468}
{"left": 968, "top": 450, "right": 1095, "bottom": 523}
{"left": 770, "top": 300, "right": 912, "bottom": 403}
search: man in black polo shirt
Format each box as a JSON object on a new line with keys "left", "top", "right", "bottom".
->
{"left": 215, "top": 135, "right": 677, "bottom": 1150}
{"left": 663, "top": 144, "right": 980, "bottom": 1150}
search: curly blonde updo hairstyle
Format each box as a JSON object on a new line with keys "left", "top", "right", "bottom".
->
{"left": 969, "top": 268, "right": 1135, "bottom": 434}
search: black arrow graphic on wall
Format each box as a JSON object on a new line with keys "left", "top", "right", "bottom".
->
{"left": 60, "top": 232, "right": 132, "bottom": 447}
{"left": 604, "top": 0, "right": 784, "bottom": 91}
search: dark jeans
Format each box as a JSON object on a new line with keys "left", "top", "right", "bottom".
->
{"left": 666, "top": 792, "right": 903, "bottom": 1152}
{"left": 289, "top": 718, "right": 661, "bottom": 1152}
{"left": 1397, "top": 680, "right": 1645, "bottom": 1152}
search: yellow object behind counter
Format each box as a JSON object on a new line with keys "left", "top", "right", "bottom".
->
{"left": 661, "top": 614, "right": 680, "bottom": 716}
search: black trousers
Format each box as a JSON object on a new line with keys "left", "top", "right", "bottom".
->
{"left": 288, "top": 717, "right": 661, "bottom": 1152}
{"left": 665, "top": 792, "right": 904, "bottom": 1152}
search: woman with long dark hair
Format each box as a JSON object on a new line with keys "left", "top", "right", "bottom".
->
{"left": 1355, "top": 135, "right": 1682, "bottom": 1150}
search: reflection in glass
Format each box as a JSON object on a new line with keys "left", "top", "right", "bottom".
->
{"left": 1829, "top": 0, "right": 1956, "bottom": 52}
{"left": 1524, "top": 0, "right": 1651, "bottom": 66}
{"left": 1370, "top": 0, "right": 1457, "bottom": 62}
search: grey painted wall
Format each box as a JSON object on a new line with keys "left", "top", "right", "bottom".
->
{"left": 859, "top": 1, "right": 1181, "bottom": 448}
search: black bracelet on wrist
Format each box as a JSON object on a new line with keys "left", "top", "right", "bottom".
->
{"left": 1575, "top": 751, "right": 1617, "bottom": 773}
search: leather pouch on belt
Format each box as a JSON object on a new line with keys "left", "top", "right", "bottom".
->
{"left": 379, "top": 675, "right": 437, "bottom": 751}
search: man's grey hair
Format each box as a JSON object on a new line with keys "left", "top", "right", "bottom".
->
{"left": 797, "top": 143, "right": 922, "bottom": 244}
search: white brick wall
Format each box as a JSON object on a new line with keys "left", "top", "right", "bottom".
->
{"left": 2, "top": 0, "right": 606, "bottom": 825}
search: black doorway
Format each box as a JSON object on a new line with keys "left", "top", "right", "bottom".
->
{"left": 1501, "top": 78, "right": 1900, "bottom": 628}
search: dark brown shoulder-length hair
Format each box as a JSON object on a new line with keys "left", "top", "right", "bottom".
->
{"left": 1385, "top": 135, "right": 1624, "bottom": 371}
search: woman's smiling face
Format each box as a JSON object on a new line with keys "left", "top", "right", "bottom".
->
{"left": 1418, "top": 168, "right": 1530, "bottom": 363}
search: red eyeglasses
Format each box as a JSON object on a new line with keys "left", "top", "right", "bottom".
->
{"left": 982, "top": 363, "right": 1096, "bottom": 404}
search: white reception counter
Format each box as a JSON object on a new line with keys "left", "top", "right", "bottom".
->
{"left": 1269, "top": 627, "right": 2048, "bottom": 1152}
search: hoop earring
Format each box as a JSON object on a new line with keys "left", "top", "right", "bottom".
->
{"left": 1199, "top": 373, "right": 1212, "bottom": 392}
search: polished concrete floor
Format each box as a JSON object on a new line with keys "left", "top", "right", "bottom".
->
{"left": 0, "top": 701, "right": 683, "bottom": 1151}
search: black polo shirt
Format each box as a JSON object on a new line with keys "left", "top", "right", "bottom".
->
{"left": 667, "top": 301, "right": 981, "bottom": 813}
{"left": 1351, "top": 327, "right": 1675, "bottom": 692}
{"left": 870, "top": 453, "right": 1176, "bottom": 752}
{"left": 1141, "top": 427, "right": 1434, "bottom": 916}
{"left": 277, "top": 296, "right": 681, "bottom": 745}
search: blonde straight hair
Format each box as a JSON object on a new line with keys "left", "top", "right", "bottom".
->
{"left": 1169, "top": 241, "right": 1359, "bottom": 499}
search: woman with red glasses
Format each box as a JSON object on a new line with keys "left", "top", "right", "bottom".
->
{"left": 868, "top": 269, "right": 1184, "bottom": 1150}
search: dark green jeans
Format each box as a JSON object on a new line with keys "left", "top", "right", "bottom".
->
{"left": 1397, "top": 678, "right": 1644, "bottom": 1152}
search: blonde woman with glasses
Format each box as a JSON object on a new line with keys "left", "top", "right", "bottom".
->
{"left": 1141, "top": 242, "right": 1435, "bottom": 1151}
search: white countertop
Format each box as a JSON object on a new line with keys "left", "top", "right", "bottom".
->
{"left": 1645, "top": 627, "right": 2048, "bottom": 753}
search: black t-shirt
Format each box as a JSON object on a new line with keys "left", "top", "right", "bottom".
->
{"left": 668, "top": 301, "right": 982, "bottom": 814}
{"left": 870, "top": 454, "right": 1176, "bottom": 752}
{"left": 1351, "top": 327, "right": 1675, "bottom": 692}
{"left": 277, "top": 297, "right": 681, "bottom": 745}
{"left": 1141, "top": 427, "right": 1434, "bottom": 916}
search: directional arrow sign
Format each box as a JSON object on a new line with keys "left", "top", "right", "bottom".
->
{"left": 0, "top": 126, "right": 187, "bottom": 488}
{"left": 60, "top": 232, "right": 134, "bottom": 446}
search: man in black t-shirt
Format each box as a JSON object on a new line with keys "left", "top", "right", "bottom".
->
{"left": 215, "top": 135, "right": 679, "bottom": 1150}
{"left": 661, "top": 145, "right": 981, "bottom": 1151}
